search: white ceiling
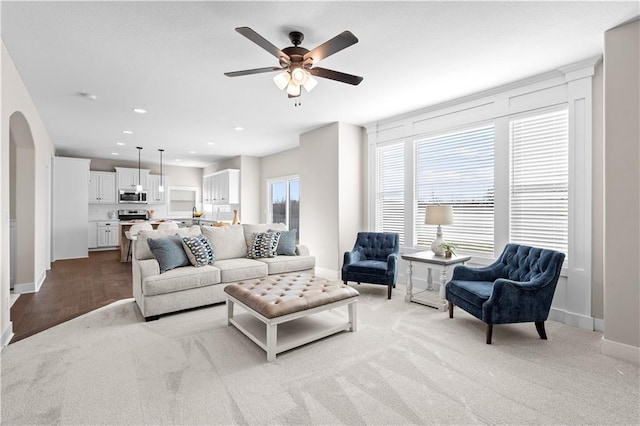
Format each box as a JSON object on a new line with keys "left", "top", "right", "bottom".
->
{"left": 2, "top": 1, "right": 638, "bottom": 168}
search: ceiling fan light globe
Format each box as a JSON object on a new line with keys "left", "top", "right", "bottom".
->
{"left": 286, "top": 81, "right": 301, "bottom": 97}
{"left": 291, "top": 67, "right": 307, "bottom": 85}
{"left": 303, "top": 75, "right": 318, "bottom": 92}
{"left": 273, "top": 71, "right": 291, "bottom": 90}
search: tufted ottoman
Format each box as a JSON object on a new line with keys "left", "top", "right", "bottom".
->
{"left": 224, "top": 273, "right": 359, "bottom": 361}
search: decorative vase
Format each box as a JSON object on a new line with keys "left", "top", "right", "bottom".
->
{"left": 232, "top": 209, "right": 239, "bottom": 225}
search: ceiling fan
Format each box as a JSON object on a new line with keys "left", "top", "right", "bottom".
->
{"left": 224, "top": 27, "right": 363, "bottom": 98}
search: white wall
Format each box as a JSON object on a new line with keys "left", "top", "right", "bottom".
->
{"left": 239, "top": 156, "right": 260, "bottom": 224}
{"left": 1, "top": 41, "right": 56, "bottom": 347}
{"left": 260, "top": 148, "right": 300, "bottom": 222}
{"left": 299, "top": 123, "right": 365, "bottom": 277}
{"left": 602, "top": 18, "right": 640, "bottom": 364}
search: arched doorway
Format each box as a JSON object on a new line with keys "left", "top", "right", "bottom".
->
{"left": 9, "top": 111, "right": 36, "bottom": 293}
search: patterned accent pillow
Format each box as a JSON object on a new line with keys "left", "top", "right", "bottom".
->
{"left": 181, "top": 235, "right": 215, "bottom": 267}
{"left": 247, "top": 232, "right": 281, "bottom": 259}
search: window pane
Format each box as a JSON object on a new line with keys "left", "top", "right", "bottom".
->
{"left": 288, "top": 180, "right": 300, "bottom": 239}
{"left": 415, "top": 125, "right": 495, "bottom": 254}
{"left": 510, "top": 108, "right": 568, "bottom": 255}
{"left": 271, "top": 182, "right": 286, "bottom": 224}
{"left": 376, "top": 143, "right": 405, "bottom": 244}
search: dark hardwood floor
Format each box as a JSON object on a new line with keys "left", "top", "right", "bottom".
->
{"left": 10, "top": 250, "right": 133, "bottom": 343}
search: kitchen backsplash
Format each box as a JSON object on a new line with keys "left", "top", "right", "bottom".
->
{"left": 88, "top": 203, "right": 237, "bottom": 221}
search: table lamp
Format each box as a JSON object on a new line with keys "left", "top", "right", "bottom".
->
{"left": 425, "top": 205, "right": 454, "bottom": 256}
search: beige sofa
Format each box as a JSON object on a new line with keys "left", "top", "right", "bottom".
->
{"left": 132, "top": 223, "right": 315, "bottom": 320}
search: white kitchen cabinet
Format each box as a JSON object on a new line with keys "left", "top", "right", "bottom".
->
{"left": 88, "top": 171, "right": 116, "bottom": 204}
{"left": 115, "top": 167, "right": 150, "bottom": 191}
{"left": 88, "top": 221, "right": 98, "bottom": 248}
{"left": 97, "top": 221, "right": 119, "bottom": 247}
{"left": 147, "top": 174, "right": 167, "bottom": 204}
{"left": 203, "top": 169, "right": 239, "bottom": 205}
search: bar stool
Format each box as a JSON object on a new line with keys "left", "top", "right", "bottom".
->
{"left": 156, "top": 222, "right": 179, "bottom": 232}
{"left": 126, "top": 223, "right": 153, "bottom": 262}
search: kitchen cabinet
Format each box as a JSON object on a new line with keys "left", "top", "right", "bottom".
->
{"left": 88, "top": 171, "right": 116, "bottom": 204}
{"left": 115, "top": 167, "right": 150, "bottom": 191}
{"left": 147, "top": 174, "right": 167, "bottom": 204}
{"left": 97, "top": 221, "right": 119, "bottom": 247}
{"left": 203, "top": 169, "right": 239, "bottom": 205}
{"left": 88, "top": 221, "right": 98, "bottom": 248}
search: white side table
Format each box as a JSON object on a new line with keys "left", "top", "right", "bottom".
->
{"left": 401, "top": 251, "right": 471, "bottom": 311}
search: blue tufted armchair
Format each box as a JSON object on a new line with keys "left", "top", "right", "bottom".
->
{"left": 446, "top": 243, "right": 565, "bottom": 344}
{"left": 342, "top": 232, "right": 400, "bottom": 299}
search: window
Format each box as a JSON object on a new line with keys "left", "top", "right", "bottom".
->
{"left": 268, "top": 176, "right": 299, "bottom": 237}
{"left": 376, "top": 142, "right": 405, "bottom": 244}
{"left": 415, "top": 125, "right": 495, "bottom": 254}
{"left": 509, "top": 108, "right": 568, "bottom": 255}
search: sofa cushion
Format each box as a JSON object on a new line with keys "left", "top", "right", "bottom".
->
{"left": 447, "top": 280, "right": 494, "bottom": 308}
{"left": 147, "top": 235, "right": 191, "bottom": 273}
{"left": 347, "top": 260, "right": 388, "bottom": 277}
{"left": 213, "top": 258, "right": 268, "bottom": 283}
{"left": 242, "top": 223, "right": 287, "bottom": 249}
{"left": 142, "top": 265, "right": 221, "bottom": 296}
{"left": 136, "top": 226, "right": 201, "bottom": 260}
{"left": 247, "top": 231, "right": 281, "bottom": 259}
{"left": 201, "top": 224, "right": 246, "bottom": 260}
{"left": 257, "top": 255, "right": 316, "bottom": 275}
{"left": 270, "top": 228, "right": 297, "bottom": 256}
{"left": 181, "top": 235, "right": 215, "bottom": 267}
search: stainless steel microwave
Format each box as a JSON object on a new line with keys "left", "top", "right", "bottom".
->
{"left": 118, "top": 190, "right": 147, "bottom": 204}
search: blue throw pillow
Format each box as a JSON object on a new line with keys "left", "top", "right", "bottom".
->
{"left": 269, "top": 228, "right": 297, "bottom": 256}
{"left": 147, "top": 234, "right": 190, "bottom": 273}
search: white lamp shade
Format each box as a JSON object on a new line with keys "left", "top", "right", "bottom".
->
{"left": 303, "top": 74, "right": 318, "bottom": 92}
{"left": 291, "top": 67, "right": 307, "bottom": 85}
{"left": 425, "top": 205, "right": 454, "bottom": 225}
{"left": 286, "top": 81, "right": 301, "bottom": 97}
{"left": 273, "top": 71, "right": 291, "bottom": 90}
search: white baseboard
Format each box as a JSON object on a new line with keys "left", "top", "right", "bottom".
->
{"left": 594, "top": 318, "right": 604, "bottom": 332}
{"left": 1, "top": 322, "right": 14, "bottom": 348}
{"left": 315, "top": 267, "right": 339, "bottom": 280}
{"left": 35, "top": 270, "right": 46, "bottom": 292}
{"left": 13, "top": 281, "right": 36, "bottom": 294}
{"left": 549, "top": 307, "right": 595, "bottom": 330}
{"left": 601, "top": 337, "right": 640, "bottom": 365}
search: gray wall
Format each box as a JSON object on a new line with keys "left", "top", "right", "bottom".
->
{"left": 603, "top": 18, "right": 640, "bottom": 358}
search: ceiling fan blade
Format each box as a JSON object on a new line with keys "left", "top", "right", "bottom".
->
{"left": 309, "top": 67, "right": 363, "bottom": 86}
{"left": 303, "top": 31, "right": 359, "bottom": 64}
{"left": 235, "top": 27, "right": 290, "bottom": 61}
{"left": 224, "top": 67, "right": 284, "bottom": 77}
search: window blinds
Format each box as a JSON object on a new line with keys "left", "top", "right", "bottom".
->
{"left": 376, "top": 142, "right": 405, "bottom": 244}
{"left": 415, "top": 125, "right": 495, "bottom": 254}
{"left": 509, "top": 108, "right": 568, "bottom": 255}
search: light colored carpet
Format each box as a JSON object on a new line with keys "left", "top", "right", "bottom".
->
{"left": 1, "top": 283, "right": 638, "bottom": 425}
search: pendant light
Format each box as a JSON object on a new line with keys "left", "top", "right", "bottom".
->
{"left": 135, "top": 146, "right": 143, "bottom": 193}
{"left": 158, "top": 149, "right": 164, "bottom": 193}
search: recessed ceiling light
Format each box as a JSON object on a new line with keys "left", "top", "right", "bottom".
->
{"left": 116, "top": 142, "right": 125, "bottom": 146}
{"left": 189, "top": 151, "right": 197, "bottom": 154}
{"left": 207, "top": 142, "right": 215, "bottom": 146}
{"left": 175, "top": 159, "right": 182, "bottom": 162}
{"left": 122, "top": 130, "right": 133, "bottom": 134}
{"left": 234, "top": 126, "right": 244, "bottom": 131}
{"left": 132, "top": 108, "right": 147, "bottom": 114}
{"left": 111, "top": 152, "right": 119, "bottom": 156}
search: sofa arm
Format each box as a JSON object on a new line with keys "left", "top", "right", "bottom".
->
{"left": 386, "top": 252, "right": 398, "bottom": 279}
{"left": 296, "top": 244, "right": 310, "bottom": 256}
{"left": 138, "top": 259, "right": 160, "bottom": 280}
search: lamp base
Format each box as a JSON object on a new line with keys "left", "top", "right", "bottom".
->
{"left": 431, "top": 225, "right": 445, "bottom": 256}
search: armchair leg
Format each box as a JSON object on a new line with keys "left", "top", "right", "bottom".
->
{"left": 387, "top": 285, "right": 392, "bottom": 299}
{"left": 448, "top": 302, "right": 454, "bottom": 318}
{"left": 535, "top": 321, "right": 547, "bottom": 340}
{"left": 486, "top": 324, "right": 493, "bottom": 344}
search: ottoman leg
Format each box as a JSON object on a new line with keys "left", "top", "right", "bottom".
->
{"left": 266, "top": 323, "right": 277, "bottom": 362}
{"left": 226, "top": 299, "right": 234, "bottom": 326}
{"left": 348, "top": 300, "right": 358, "bottom": 332}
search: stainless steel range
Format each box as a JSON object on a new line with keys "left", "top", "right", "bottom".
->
{"left": 118, "top": 209, "right": 148, "bottom": 221}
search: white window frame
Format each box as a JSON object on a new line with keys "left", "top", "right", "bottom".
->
{"left": 266, "top": 174, "right": 299, "bottom": 230}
